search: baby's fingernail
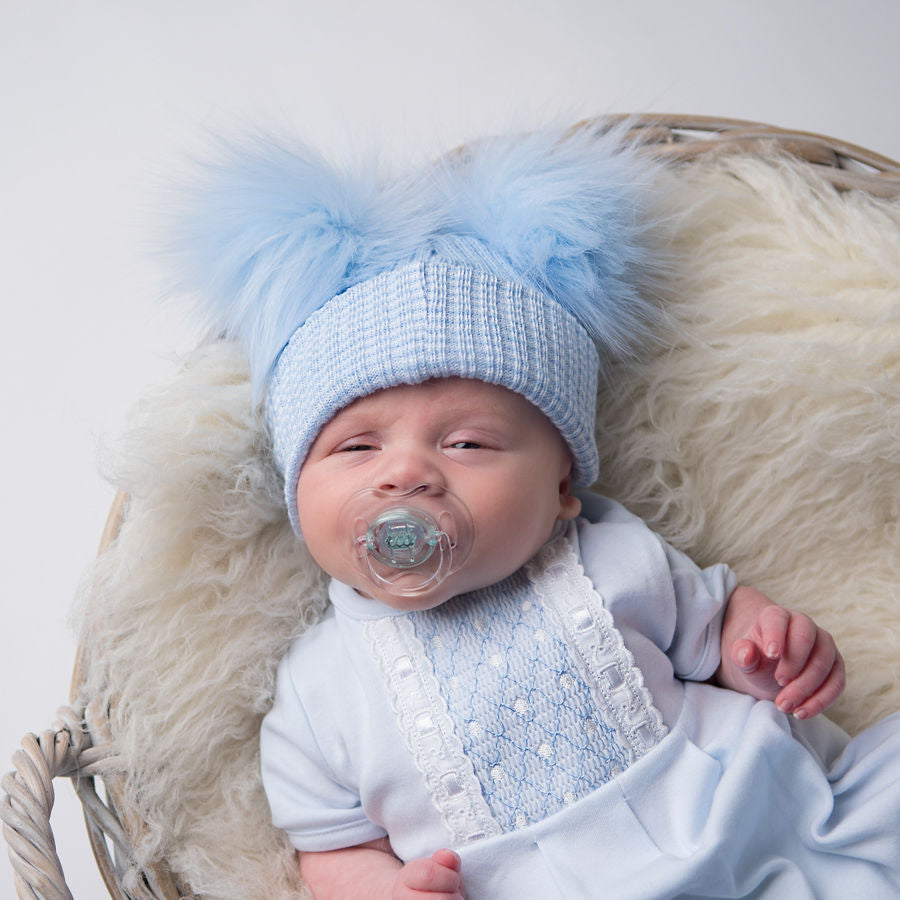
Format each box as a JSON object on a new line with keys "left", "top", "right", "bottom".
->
{"left": 793, "top": 708, "right": 809, "bottom": 720}
{"left": 766, "top": 643, "right": 779, "bottom": 659}
{"left": 777, "top": 699, "right": 795, "bottom": 714}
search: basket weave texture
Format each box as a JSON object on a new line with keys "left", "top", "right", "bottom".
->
{"left": 3, "top": 114, "right": 899, "bottom": 900}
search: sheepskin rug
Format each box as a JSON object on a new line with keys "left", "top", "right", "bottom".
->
{"left": 73, "top": 151, "right": 900, "bottom": 899}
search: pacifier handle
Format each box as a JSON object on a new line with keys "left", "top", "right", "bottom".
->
{"left": 365, "top": 507, "right": 442, "bottom": 569}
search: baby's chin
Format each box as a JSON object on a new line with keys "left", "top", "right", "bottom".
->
{"left": 354, "top": 582, "right": 459, "bottom": 612}
{"left": 352, "top": 569, "right": 491, "bottom": 612}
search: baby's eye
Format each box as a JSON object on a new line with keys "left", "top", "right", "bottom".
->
{"left": 448, "top": 441, "right": 482, "bottom": 450}
{"left": 337, "top": 442, "right": 376, "bottom": 453}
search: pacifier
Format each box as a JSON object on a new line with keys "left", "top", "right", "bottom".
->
{"left": 339, "top": 486, "right": 475, "bottom": 598}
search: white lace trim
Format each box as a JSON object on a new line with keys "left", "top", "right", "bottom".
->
{"left": 528, "top": 528, "right": 668, "bottom": 762}
{"left": 363, "top": 615, "right": 502, "bottom": 845}
{"left": 364, "top": 530, "right": 666, "bottom": 841}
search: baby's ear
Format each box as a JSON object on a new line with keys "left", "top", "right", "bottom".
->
{"left": 558, "top": 472, "right": 582, "bottom": 521}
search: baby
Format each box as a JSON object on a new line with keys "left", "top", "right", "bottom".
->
{"left": 176, "top": 125, "right": 900, "bottom": 898}
{"left": 271, "top": 375, "right": 843, "bottom": 899}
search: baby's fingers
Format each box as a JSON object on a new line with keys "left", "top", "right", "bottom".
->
{"left": 769, "top": 610, "right": 817, "bottom": 685}
{"left": 396, "top": 850, "right": 465, "bottom": 898}
{"left": 754, "top": 604, "right": 792, "bottom": 664}
{"left": 431, "top": 849, "right": 462, "bottom": 874}
{"left": 731, "top": 638, "right": 762, "bottom": 673}
{"left": 781, "top": 652, "right": 845, "bottom": 720}
{"left": 775, "top": 633, "right": 845, "bottom": 719}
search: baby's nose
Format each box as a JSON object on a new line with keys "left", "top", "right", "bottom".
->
{"left": 376, "top": 448, "right": 444, "bottom": 495}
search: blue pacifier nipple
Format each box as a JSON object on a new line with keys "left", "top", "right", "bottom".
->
{"left": 341, "top": 487, "right": 475, "bottom": 598}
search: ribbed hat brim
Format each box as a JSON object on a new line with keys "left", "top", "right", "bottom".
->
{"left": 267, "top": 260, "right": 600, "bottom": 534}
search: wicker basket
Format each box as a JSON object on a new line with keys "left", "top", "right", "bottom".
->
{"left": 2, "top": 114, "right": 899, "bottom": 900}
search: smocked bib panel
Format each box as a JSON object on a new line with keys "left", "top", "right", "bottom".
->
{"left": 363, "top": 532, "right": 667, "bottom": 845}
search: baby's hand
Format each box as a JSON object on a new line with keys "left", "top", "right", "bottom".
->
{"left": 394, "top": 849, "right": 465, "bottom": 899}
{"left": 720, "top": 587, "right": 845, "bottom": 719}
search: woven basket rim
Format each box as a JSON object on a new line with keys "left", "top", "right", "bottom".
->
{"left": 7, "top": 112, "right": 899, "bottom": 900}
{"left": 601, "top": 113, "right": 900, "bottom": 197}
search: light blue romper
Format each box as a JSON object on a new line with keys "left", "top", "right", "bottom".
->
{"left": 261, "top": 496, "right": 900, "bottom": 898}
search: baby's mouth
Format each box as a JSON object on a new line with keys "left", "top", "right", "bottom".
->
{"left": 338, "top": 487, "right": 474, "bottom": 599}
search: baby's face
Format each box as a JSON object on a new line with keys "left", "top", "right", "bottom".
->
{"left": 296, "top": 378, "right": 581, "bottom": 610}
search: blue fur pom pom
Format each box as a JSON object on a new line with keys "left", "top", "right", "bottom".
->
{"left": 428, "top": 125, "right": 664, "bottom": 357}
{"left": 166, "top": 123, "right": 665, "bottom": 395}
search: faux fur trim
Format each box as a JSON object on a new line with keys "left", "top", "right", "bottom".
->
{"left": 74, "top": 343, "right": 325, "bottom": 898}
{"left": 73, "top": 152, "right": 899, "bottom": 898}
{"left": 165, "top": 124, "right": 665, "bottom": 396}
{"left": 595, "top": 153, "right": 900, "bottom": 732}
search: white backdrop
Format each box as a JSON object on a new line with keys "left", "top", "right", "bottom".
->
{"left": 2, "top": 2, "right": 897, "bottom": 897}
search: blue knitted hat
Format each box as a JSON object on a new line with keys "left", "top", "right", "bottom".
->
{"left": 170, "top": 124, "right": 662, "bottom": 533}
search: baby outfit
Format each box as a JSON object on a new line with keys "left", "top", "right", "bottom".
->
{"left": 260, "top": 495, "right": 900, "bottom": 898}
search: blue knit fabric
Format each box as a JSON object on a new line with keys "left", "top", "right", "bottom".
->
{"left": 410, "top": 568, "right": 630, "bottom": 831}
{"left": 267, "top": 259, "right": 600, "bottom": 532}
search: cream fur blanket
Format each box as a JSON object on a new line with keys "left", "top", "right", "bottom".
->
{"left": 74, "top": 153, "right": 900, "bottom": 899}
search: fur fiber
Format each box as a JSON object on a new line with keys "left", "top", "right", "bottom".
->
{"left": 595, "top": 153, "right": 900, "bottom": 732}
{"left": 166, "top": 125, "right": 664, "bottom": 396}
{"left": 74, "top": 152, "right": 899, "bottom": 898}
{"left": 74, "top": 343, "right": 328, "bottom": 899}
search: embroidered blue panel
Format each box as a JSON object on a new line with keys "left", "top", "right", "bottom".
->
{"left": 411, "top": 570, "right": 630, "bottom": 831}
